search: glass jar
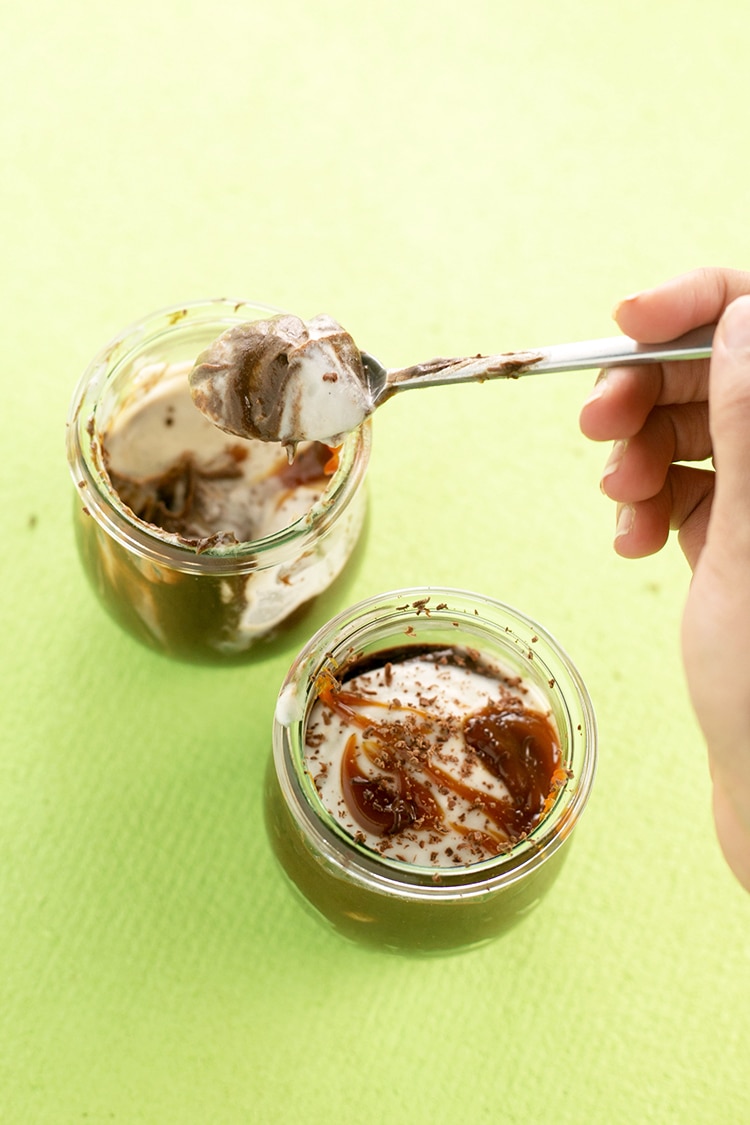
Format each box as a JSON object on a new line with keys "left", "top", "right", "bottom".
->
{"left": 66, "top": 299, "right": 371, "bottom": 662}
{"left": 267, "top": 587, "right": 597, "bottom": 955}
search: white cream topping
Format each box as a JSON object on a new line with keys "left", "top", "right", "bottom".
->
{"left": 277, "top": 335, "right": 373, "bottom": 445}
{"left": 276, "top": 681, "right": 305, "bottom": 727}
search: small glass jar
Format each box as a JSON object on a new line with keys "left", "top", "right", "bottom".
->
{"left": 66, "top": 299, "right": 371, "bottom": 662}
{"left": 267, "top": 587, "right": 597, "bottom": 955}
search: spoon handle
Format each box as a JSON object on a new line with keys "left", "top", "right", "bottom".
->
{"left": 384, "top": 323, "right": 715, "bottom": 393}
{"left": 506, "top": 322, "right": 715, "bottom": 376}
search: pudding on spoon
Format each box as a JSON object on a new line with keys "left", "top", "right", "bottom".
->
{"left": 189, "top": 313, "right": 374, "bottom": 455}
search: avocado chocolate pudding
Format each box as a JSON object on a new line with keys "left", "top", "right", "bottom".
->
{"left": 67, "top": 300, "right": 370, "bottom": 661}
{"left": 268, "top": 589, "right": 597, "bottom": 953}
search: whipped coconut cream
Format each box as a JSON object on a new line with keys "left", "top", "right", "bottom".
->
{"left": 189, "top": 313, "right": 373, "bottom": 449}
{"left": 301, "top": 646, "right": 566, "bottom": 867}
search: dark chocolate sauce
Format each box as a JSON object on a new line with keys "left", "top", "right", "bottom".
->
{"left": 109, "top": 449, "right": 243, "bottom": 536}
{"left": 107, "top": 440, "right": 336, "bottom": 546}
{"left": 463, "top": 707, "right": 561, "bottom": 839}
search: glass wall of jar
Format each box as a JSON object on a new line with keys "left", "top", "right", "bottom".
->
{"left": 67, "top": 300, "right": 371, "bottom": 662}
{"left": 267, "top": 588, "right": 597, "bottom": 954}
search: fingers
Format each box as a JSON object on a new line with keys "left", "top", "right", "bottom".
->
{"left": 581, "top": 266, "right": 750, "bottom": 441}
{"left": 580, "top": 365, "right": 665, "bottom": 441}
{"left": 595, "top": 292, "right": 750, "bottom": 568}
{"left": 580, "top": 359, "right": 711, "bottom": 442}
{"left": 600, "top": 402, "right": 711, "bottom": 503}
{"left": 583, "top": 272, "right": 750, "bottom": 571}
{"left": 611, "top": 465, "right": 714, "bottom": 568}
{"left": 614, "top": 266, "right": 750, "bottom": 342}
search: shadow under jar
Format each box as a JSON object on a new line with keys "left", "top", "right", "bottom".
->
{"left": 66, "top": 299, "right": 371, "bottom": 662}
{"left": 267, "top": 588, "right": 597, "bottom": 955}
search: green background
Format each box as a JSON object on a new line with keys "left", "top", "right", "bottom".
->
{"left": 3, "top": 2, "right": 749, "bottom": 1122}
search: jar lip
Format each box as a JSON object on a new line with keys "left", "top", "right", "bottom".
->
{"left": 273, "top": 586, "right": 598, "bottom": 897}
{"left": 66, "top": 298, "right": 372, "bottom": 574}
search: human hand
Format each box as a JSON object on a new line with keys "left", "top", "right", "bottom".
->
{"left": 580, "top": 267, "right": 750, "bottom": 891}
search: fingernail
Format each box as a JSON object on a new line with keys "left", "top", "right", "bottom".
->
{"left": 600, "top": 440, "right": 627, "bottom": 490}
{"left": 583, "top": 369, "right": 609, "bottom": 406}
{"left": 720, "top": 295, "right": 750, "bottom": 349}
{"left": 614, "top": 503, "right": 635, "bottom": 540}
{"left": 612, "top": 292, "right": 643, "bottom": 320}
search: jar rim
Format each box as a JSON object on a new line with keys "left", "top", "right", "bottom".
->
{"left": 273, "top": 586, "right": 597, "bottom": 901}
{"left": 66, "top": 297, "right": 371, "bottom": 575}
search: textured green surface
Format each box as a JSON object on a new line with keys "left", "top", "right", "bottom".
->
{"left": 2, "top": 2, "right": 750, "bottom": 1122}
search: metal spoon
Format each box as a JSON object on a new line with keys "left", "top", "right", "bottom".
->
{"left": 189, "top": 315, "right": 716, "bottom": 449}
{"left": 359, "top": 322, "right": 716, "bottom": 407}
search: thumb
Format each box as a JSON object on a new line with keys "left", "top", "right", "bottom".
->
{"left": 681, "top": 294, "right": 750, "bottom": 887}
{"left": 706, "top": 294, "right": 750, "bottom": 563}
